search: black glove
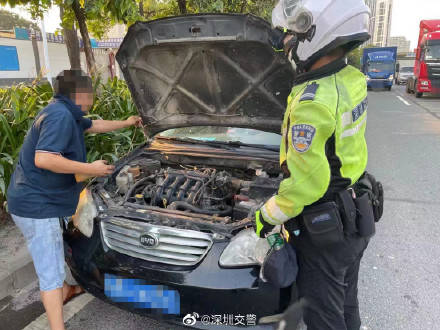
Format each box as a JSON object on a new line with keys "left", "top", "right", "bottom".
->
{"left": 269, "top": 27, "right": 289, "bottom": 52}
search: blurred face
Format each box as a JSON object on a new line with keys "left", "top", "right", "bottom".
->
{"left": 72, "top": 90, "right": 94, "bottom": 112}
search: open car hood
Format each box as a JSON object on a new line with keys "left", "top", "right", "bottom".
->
{"left": 116, "top": 14, "right": 295, "bottom": 137}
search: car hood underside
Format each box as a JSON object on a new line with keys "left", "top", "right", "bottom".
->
{"left": 116, "top": 14, "right": 295, "bottom": 137}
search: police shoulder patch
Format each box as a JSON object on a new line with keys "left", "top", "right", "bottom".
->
{"left": 299, "top": 82, "right": 319, "bottom": 102}
{"left": 292, "top": 124, "right": 316, "bottom": 153}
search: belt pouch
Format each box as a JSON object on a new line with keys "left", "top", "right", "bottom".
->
{"left": 301, "top": 202, "right": 344, "bottom": 248}
{"left": 354, "top": 193, "right": 376, "bottom": 238}
{"left": 336, "top": 190, "right": 357, "bottom": 234}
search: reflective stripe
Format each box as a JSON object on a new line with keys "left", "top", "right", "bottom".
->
{"left": 341, "top": 97, "right": 367, "bottom": 128}
{"left": 261, "top": 196, "right": 290, "bottom": 225}
{"left": 341, "top": 111, "right": 352, "bottom": 128}
{"left": 341, "top": 115, "right": 367, "bottom": 139}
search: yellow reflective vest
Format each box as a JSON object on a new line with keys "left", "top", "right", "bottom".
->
{"left": 261, "top": 60, "right": 368, "bottom": 225}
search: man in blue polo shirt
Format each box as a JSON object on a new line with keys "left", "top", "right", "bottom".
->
{"left": 7, "top": 70, "right": 141, "bottom": 330}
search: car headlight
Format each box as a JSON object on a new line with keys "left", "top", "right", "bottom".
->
{"left": 219, "top": 228, "right": 263, "bottom": 267}
{"left": 388, "top": 75, "right": 394, "bottom": 81}
{"left": 72, "top": 189, "right": 97, "bottom": 238}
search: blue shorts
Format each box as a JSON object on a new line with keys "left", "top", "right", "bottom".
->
{"left": 11, "top": 215, "right": 65, "bottom": 291}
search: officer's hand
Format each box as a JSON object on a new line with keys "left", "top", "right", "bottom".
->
{"left": 269, "top": 27, "right": 288, "bottom": 52}
{"left": 88, "top": 160, "right": 115, "bottom": 177}
{"left": 254, "top": 210, "right": 275, "bottom": 238}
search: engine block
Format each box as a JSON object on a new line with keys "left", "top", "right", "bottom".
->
{"left": 137, "top": 168, "right": 233, "bottom": 216}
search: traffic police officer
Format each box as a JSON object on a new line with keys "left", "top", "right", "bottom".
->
{"left": 254, "top": 1, "right": 373, "bottom": 329}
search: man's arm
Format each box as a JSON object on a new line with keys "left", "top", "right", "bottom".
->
{"left": 35, "top": 153, "right": 114, "bottom": 179}
{"left": 86, "top": 116, "right": 142, "bottom": 133}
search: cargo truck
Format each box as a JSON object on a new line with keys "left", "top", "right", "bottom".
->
{"left": 407, "top": 20, "right": 440, "bottom": 97}
{"left": 362, "top": 47, "right": 398, "bottom": 91}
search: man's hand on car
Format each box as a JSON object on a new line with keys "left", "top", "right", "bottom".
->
{"left": 126, "top": 116, "right": 143, "bottom": 128}
{"left": 88, "top": 160, "right": 115, "bottom": 177}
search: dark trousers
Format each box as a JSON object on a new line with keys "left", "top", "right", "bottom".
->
{"left": 290, "top": 233, "right": 369, "bottom": 330}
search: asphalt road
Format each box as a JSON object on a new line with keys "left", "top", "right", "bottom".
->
{"left": 1, "top": 85, "right": 439, "bottom": 330}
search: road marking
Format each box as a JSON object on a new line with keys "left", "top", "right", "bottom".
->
{"left": 23, "top": 293, "right": 94, "bottom": 330}
{"left": 396, "top": 96, "right": 411, "bottom": 106}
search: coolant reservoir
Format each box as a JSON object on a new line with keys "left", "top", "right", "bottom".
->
{"left": 115, "top": 165, "right": 134, "bottom": 194}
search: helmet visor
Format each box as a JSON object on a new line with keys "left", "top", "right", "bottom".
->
{"left": 280, "top": 0, "right": 313, "bottom": 33}
{"left": 283, "top": 0, "right": 302, "bottom": 18}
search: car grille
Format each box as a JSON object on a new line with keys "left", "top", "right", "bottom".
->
{"left": 101, "top": 217, "right": 213, "bottom": 266}
{"left": 427, "top": 63, "right": 440, "bottom": 80}
{"left": 431, "top": 78, "right": 440, "bottom": 89}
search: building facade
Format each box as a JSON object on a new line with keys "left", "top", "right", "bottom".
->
{"left": 365, "top": 0, "right": 393, "bottom": 47}
{"left": 388, "top": 36, "right": 411, "bottom": 54}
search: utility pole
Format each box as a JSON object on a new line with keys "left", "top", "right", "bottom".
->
{"left": 30, "top": 28, "right": 41, "bottom": 77}
{"left": 40, "top": 18, "right": 52, "bottom": 87}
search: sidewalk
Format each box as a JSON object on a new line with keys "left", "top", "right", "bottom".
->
{"left": 0, "top": 219, "right": 36, "bottom": 300}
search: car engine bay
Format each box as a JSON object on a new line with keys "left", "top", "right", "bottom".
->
{"left": 100, "top": 156, "right": 282, "bottom": 223}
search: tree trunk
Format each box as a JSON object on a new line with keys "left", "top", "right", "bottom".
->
{"left": 240, "top": 0, "right": 247, "bottom": 13}
{"left": 60, "top": 6, "right": 81, "bottom": 70}
{"left": 139, "top": 1, "right": 144, "bottom": 17}
{"left": 177, "top": 0, "right": 187, "bottom": 14}
{"left": 71, "top": 0, "right": 96, "bottom": 75}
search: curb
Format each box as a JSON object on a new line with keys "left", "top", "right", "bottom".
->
{"left": 0, "top": 253, "right": 37, "bottom": 301}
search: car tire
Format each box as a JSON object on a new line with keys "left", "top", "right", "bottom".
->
{"left": 416, "top": 92, "right": 423, "bottom": 98}
{"left": 387, "top": 86, "right": 392, "bottom": 91}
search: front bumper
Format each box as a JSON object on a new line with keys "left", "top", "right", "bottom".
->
{"left": 367, "top": 79, "right": 393, "bottom": 89}
{"left": 417, "top": 78, "right": 440, "bottom": 94}
{"left": 63, "top": 220, "right": 292, "bottom": 328}
{"left": 397, "top": 77, "right": 409, "bottom": 84}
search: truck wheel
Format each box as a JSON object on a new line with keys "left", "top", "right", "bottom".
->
{"left": 416, "top": 92, "right": 423, "bottom": 98}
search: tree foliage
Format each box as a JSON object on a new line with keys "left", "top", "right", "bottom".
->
{"left": 188, "top": 0, "right": 274, "bottom": 19}
{"left": 347, "top": 46, "right": 362, "bottom": 70}
{"left": 0, "top": 8, "right": 40, "bottom": 31}
{"left": 1, "top": 0, "right": 277, "bottom": 74}
{"left": 138, "top": 0, "right": 275, "bottom": 20}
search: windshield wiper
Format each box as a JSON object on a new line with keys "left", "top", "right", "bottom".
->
{"left": 156, "top": 136, "right": 279, "bottom": 152}
{"left": 224, "top": 140, "right": 280, "bottom": 152}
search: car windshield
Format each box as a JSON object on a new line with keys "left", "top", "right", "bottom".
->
{"left": 426, "top": 45, "right": 440, "bottom": 60}
{"left": 158, "top": 127, "right": 281, "bottom": 146}
{"left": 400, "top": 67, "right": 413, "bottom": 73}
{"left": 368, "top": 62, "right": 395, "bottom": 73}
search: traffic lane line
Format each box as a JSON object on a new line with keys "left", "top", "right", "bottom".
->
{"left": 23, "top": 293, "right": 94, "bottom": 330}
{"left": 396, "top": 95, "right": 411, "bottom": 106}
{"left": 395, "top": 89, "right": 440, "bottom": 120}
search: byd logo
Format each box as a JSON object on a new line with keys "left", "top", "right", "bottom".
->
{"left": 139, "top": 233, "right": 159, "bottom": 248}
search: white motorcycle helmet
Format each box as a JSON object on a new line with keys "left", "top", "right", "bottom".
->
{"left": 272, "top": 0, "right": 371, "bottom": 71}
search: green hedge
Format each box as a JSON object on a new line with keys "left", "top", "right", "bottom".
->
{"left": 0, "top": 78, "right": 144, "bottom": 208}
